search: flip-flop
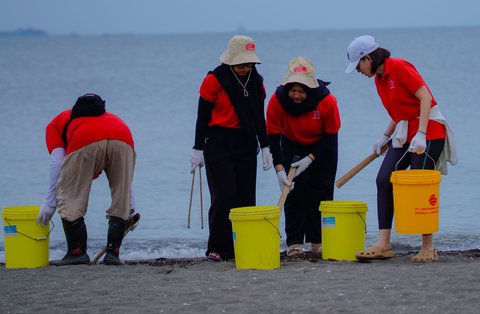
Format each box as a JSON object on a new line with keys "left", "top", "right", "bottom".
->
{"left": 207, "top": 252, "right": 222, "bottom": 262}
{"left": 411, "top": 248, "right": 438, "bottom": 263}
{"left": 355, "top": 246, "right": 395, "bottom": 261}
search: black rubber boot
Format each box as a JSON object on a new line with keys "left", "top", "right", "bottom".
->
{"left": 103, "top": 217, "right": 127, "bottom": 266}
{"left": 50, "top": 218, "right": 90, "bottom": 266}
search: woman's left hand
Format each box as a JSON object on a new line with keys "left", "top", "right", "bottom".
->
{"left": 291, "top": 155, "right": 313, "bottom": 178}
{"left": 408, "top": 131, "right": 426, "bottom": 154}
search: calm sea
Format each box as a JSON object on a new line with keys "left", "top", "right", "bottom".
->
{"left": 1, "top": 27, "right": 479, "bottom": 261}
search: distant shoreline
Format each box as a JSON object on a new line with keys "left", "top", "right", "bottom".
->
{"left": 0, "top": 28, "right": 48, "bottom": 37}
{"left": 1, "top": 25, "right": 479, "bottom": 38}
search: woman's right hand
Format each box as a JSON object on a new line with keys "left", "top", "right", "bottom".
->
{"left": 373, "top": 134, "right": 390, "bottom": 155}
{"left": 276, "top": 170, "right": 291, "bottom": 192}
{"left": 189, "top": 149, "right": 204, "bottom": 173}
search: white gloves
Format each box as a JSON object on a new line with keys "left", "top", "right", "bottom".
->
{"left": 276, "top": 170, "right": 291, "bottom": 191}
{"left": 36, "top": 203, "right": 56, "bottom": 226}
{"left": 261, "top": 147, "right": 273, "bottom": 171}
{"left": 190, "top": 149, "right": 204, "bottom": 173}
{"left": 408, "top": 131, "right": 426, "bottom": 154}
{"left": 291, "top": 156, "right": 313, "bottom": 178}
{"left": 373, "top": 134, "right": 390, "bottom": 155}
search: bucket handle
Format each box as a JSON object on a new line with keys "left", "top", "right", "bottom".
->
{"left": 4, "top": 218, "right": 55, "bottom": 241}
{"left": 263, "top": 217, "right": 282, "bottom": 239}
{"left": 356, "top": 211, "right": 367, "bottom": 234}
{"left": 395, "top": 148, "right": 436, "bottom": 171}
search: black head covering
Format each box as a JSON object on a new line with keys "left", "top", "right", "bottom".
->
{"left": 275, "top": 80, "right": 331, "bottom": 116}
{"left": 61, "top": 93, "right": 106, "bottom": 145}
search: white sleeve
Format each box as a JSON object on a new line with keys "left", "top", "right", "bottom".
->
{"left": 44, "top": 147, "right": 66, "bottom": 207}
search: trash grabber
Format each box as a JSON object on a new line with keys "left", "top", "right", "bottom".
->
{"left": 199, "top": 166, "right": 204, "bottom": 229}
{"left": 188, "top": 169, "right": 196, "bottom": 228}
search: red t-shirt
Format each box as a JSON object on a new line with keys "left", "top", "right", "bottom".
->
{"left": 199, "top": 73, "right": 241, "bottom": 128}
{"left": 375, "top": 58, "right": 445, "bottom": 141}
{"left": 46, "top": 110, "right": 134, "bottom": 154}
{"left": 266, "top": 93, "right": 341, "bottom": 144}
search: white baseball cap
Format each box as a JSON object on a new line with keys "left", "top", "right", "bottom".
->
{"left": 345, "top": 35, "right": 379, "bottom": 73}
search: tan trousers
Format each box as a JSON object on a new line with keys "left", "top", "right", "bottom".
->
{"left": 57, "top": 140, "right": 136, "bottom": 222}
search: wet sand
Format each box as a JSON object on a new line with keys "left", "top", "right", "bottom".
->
{"left": 1, "top": 250, "right": 479, "bottom": 313}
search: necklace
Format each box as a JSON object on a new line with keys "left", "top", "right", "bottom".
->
{"left": 230, "top": 66, "right": 251, "bottom": 97}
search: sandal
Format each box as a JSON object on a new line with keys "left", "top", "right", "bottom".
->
{"left": 287, "top": 246, "right": 304, "bottom": 257}
{"left": 207, "top": 252, "right": 222, "bottom": 262}
{"left": 355, "top": 246, "right": 395, "bottom": 261}
{"left": 310, "top": 244, "right": 322, "bottom": 257}
{"left": 411, "top": 248, "right": 438, "bottom": 263}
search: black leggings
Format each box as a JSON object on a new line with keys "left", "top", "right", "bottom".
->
{"left": 376, "top": 139, "right": 445, "bottom": 229}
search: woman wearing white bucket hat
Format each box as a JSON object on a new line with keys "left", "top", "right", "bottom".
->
{"left": 345, "top": 35, "right": 457, "bottom": 263}
{"left": 266, "top": 56, "right": 341, "bottom": 257}
{"left": 190, "top": 35, "right": 272, "bottom": 262}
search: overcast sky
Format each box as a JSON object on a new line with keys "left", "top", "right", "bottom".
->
{"left": 1, "top": 0, "right": 478, "bottom": 35}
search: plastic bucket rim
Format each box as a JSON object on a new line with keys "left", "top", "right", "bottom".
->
{"left": 320, "top": 200, "right": 368, "bottom": 213}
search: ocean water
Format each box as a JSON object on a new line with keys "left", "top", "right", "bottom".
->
{"left": 1, "top": 27, "right": 479, "bottom": 261}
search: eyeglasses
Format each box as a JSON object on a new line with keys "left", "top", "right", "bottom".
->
{"left": 234, "top": 63, "right": 254, "bottom": 70}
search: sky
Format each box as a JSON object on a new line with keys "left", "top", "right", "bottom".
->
{"left": 0, "top": 0, "right": 479, "bottom": 35}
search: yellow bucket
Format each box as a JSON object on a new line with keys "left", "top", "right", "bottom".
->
{"left": 229, "top": 206, "right": 281, "bottom": 270}
{"left": 2, "top": 206, "right": 50, "bottom": 268}
{"left": 390, "top": 169, "right": 441, "bottom": 234}
{"left": 320, "top": 200, "right": 368, "bottom": 261}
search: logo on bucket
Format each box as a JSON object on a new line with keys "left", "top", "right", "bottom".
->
{"left": 4, "top": 225, "right": 17, "bottom": 236}
{"left": 429, "top": 194, "right": 438, "bottom": 206}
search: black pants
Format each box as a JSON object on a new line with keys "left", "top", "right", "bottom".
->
{"left": 376, "top": 139, "right": 445, "bottom": 229}
{"left": 204, "top": 127, "right": 258, "bottom": 259}
{"left": 283, "top": 136, "right": 338, "bottom": 246}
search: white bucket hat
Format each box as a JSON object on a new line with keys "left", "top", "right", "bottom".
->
{"left": 282, "top": 56, "right": 319, "bottom": 89}
{"left": 345, "top": 35, "right": 379, "bottom": 73}
{"left": 220, "top": 35, "right": 261, "bottom": 65}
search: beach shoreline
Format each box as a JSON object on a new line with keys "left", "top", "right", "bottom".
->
{"left": 1, "top": 249, "right": 479, "bottom": 313}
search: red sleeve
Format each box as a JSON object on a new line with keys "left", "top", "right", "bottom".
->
{"left": 45, "top": 110, "right": 71, "bottom": 154}
{"left": 320, "top": 94, "right": 341, "bottom": 134}
{"left": 266, "top": 93, "right": 284, "bottom": 135}
{"left": 199, "top": 74, "right": 221, "bottom": 103}
{"left": 395, "top": 59, "right": 426, "bottom": 95}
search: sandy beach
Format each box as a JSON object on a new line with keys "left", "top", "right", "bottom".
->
{"left": 1, "top": 250, "right": 479, "bottom": 313}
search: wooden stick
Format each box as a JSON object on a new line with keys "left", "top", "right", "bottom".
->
{"left": 335, "top": 144, "right": 389, "bottom": 188}
{"left": 187, "top": 170, "right": 195, "bottom": 228}
{"left": 199, "top": 166, "right": 204, "bottom": 229}
{"left": 277, "top": 156, "right": 300, "bottom": 209}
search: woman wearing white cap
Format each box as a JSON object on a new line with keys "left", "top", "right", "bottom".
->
{"left": 267, "top": 57, "right": 341, "bottom": 257}
{"left": 190, "top": 35, "right": 273, "bottom": 262}
{"left": 345, "top": 35, "right": 457, "bottom": 262}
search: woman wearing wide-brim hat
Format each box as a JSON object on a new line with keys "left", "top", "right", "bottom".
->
{"left": 190, "top": 35, "right": 273, "bottom": 262}
{"left": 266, "top": 56, "right": 341, "bottom": 257}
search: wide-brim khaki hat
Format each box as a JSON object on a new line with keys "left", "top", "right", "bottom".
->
{"left": 282, "top": 56, "right": 319, "bottom": 88}
{"left": 220, "top": 35, "right": 261, "bottom": 65}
